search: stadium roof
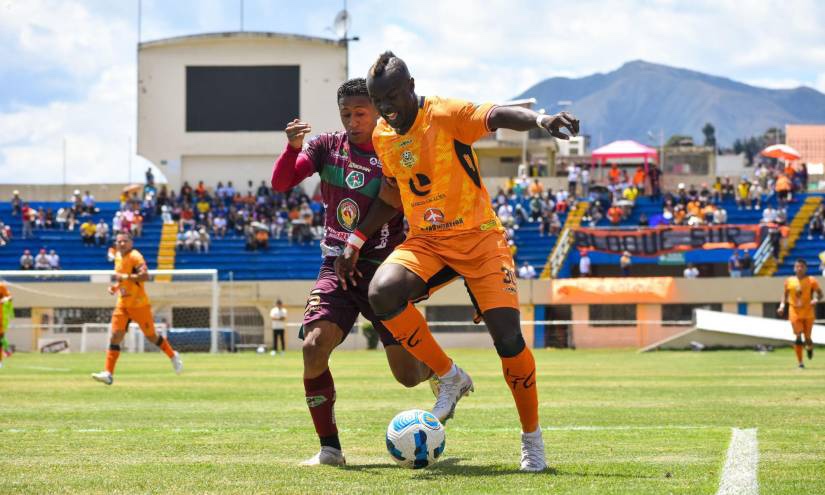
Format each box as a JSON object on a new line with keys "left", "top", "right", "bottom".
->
{"left": 139, "top": 31, "right": 342, "bottom": 50}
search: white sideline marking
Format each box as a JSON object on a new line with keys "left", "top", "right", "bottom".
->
{"left": 716, "top": 428, "right": 759, "bottom": 495}
{"left": 22, "top": 366, "right": 71, "bottom": 372}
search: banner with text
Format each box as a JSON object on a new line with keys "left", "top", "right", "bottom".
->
{"left": 573, "top": 225, "right": 762, "bottom": 256}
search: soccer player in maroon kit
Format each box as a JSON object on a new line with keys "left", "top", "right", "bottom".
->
{"left": 272, "top": 78, "right": 454, "bottom": 466}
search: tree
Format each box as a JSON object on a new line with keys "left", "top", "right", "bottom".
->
{"left": 666, "top": 134, "right": 694, "bottom": 147}
{"left": 702, "top": 122, "right": 716, "bottom": 148}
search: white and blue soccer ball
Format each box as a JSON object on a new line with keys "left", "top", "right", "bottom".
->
{"left": 385, "top": 409, "right": 446, "bottom": 469}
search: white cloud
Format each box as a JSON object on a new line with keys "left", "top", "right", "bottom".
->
{"left": 0, "top": 63, "right": 141, "bottom": 184}
{"left": 2, "top": 0, "right": 825, "bottom": 184}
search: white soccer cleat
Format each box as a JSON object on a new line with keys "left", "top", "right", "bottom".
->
{"left": 0, "top": 362, "right": 4, "bottom": 369}
{"left": 431, "top": 365, "right": 474, "bottom": 424}
{"left": 171, "top": 351, "right": 183, "bottom": 374}
{"left": 300, "top": 446, "right": 346, "bottom": 466}
{"left": 91, "top": 371, "right": 113, "bottom": 385}
{"left": 520, "top": 427, "right": 548, "bottom": 472}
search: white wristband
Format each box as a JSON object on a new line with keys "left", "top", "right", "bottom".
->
{"left": 536, "top": 114, "right": 546, "bottom": 129}
{"left": 346, "top": 230, "right": 367, "bottom": 250}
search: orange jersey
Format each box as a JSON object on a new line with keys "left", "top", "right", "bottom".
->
{"left": 785, "top": 275, "right": 820, "bottom": 320}
{"left": 373, "top": 96, "right": 501, "bottom": 237}
{"left": 114, "top": 249, "right": 150, "bottom": 308}
{"left": 0, "top": 284, "right": 9, "bottom": 301}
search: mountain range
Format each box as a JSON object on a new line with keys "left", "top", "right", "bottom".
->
{"left": 514, "top": 60, "right": 825, "bottom": 147}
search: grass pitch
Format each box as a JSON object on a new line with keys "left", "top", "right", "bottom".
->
{"left": 1, "top": 348, "right": 824, "bottom": 494}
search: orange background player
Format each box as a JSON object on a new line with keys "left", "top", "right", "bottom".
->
{"left": 778, "top": 258, "right": 823, "bottom": 368}
{"left": 91, "top": 232, "right": 182, "bottom": 385}
{"left": 0, "top": 281, "right": 11, "bottom": 368}
{"left": 335, "top": 51, "right": 578, "bottom": 472}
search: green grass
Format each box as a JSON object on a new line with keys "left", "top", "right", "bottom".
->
{"left": 1, "top": 348, "right": 824, "bottom": 494}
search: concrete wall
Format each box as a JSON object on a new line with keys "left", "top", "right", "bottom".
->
{"left": 137, "top": 32, "right": 346, "bottom": 190}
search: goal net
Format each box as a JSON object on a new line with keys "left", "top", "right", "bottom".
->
{"left": 0, "top": 269, "right": 232, "bottom": 354}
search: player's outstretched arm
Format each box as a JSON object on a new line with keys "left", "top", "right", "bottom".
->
{"left": 334, "top": 178, "right": 402, "bottom": 290}
{"left": 488, "top": 107, "right": 579, "bottom": 140}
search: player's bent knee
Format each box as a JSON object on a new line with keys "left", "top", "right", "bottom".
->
{"left": 492, "top": 332, "right": 526, "bottom": 358}
{"left": 368, "top": 282, "right": 406, "bottom": 318}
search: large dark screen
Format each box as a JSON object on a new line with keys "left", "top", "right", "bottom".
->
{"left": 186, "top": 66, "right": 299, "bottom": 132}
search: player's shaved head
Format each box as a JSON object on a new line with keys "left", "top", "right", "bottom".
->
{"left": 366, "top": 51, "right": 418, "bottom": 134}
{"left": 369, "top": 51, "right": 410, "bottom": 80}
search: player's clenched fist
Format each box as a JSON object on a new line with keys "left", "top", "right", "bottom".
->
{"left": 285, "top": 119, "right": 312, "bottom": 149}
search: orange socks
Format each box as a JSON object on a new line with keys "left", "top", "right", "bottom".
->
{"left": 501, "top": 347, "right": 540, "bottom": 433}
{"left": 105, "top": 344, "right": 121, "bottom": 374}
{"left": 158, "top": 337, "right": 175, "bottom": 359}
{"left": 382, "top": 303, "right": 452, "bottom": 377}
{"left": 794, "top": 344, "right": 803, "bottom": 364}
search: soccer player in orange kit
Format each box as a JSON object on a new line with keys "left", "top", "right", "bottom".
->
{"left": 778, "top": 258, "right": 823, "bottom": 368}
{"left": 92, "top": 232, "right": 182, "bottom": 385}
{"left": 335, "top": 51, "right": 578, "bottom": 471}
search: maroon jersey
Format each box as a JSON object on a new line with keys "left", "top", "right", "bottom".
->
{"left": 303, "top": 131, "right": 404, "bottom": 261}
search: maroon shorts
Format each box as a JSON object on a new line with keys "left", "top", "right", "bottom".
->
{"left": 300, "top": 257, "right": 462, "bottom": 346}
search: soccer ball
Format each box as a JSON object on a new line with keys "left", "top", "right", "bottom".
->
{"left": 385, "top": 409, "right": 446, "bottom": 469}
{"left": 256, "top": 345, "right": 266, "bottom": 354}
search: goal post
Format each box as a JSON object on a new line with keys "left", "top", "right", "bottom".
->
{"left": 0, "top": 269, "right": 226, "bottom": 354}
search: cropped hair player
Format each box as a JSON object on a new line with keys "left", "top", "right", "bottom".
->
{"left": 271, "top": 77, "right": 464, "bottom": 467}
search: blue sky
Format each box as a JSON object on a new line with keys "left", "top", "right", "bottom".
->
{"left": 1, "top": 0, "right": 824, "bottom": 183}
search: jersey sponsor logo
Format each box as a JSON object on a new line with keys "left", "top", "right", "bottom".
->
{"left": 345, "top": 170, "right": 365, "bottom": 189}
{"left": 421, "top": 218, "right": 465, "bottom": 232}
{"left": 348, "top": 162, "right": 372, "bottom": 173}
{"left": 480, "top": 219, "right": 498, "bottom": 231}
{"left": 411, "top": 193, "right": 446, "bottom": 207}
{"left": 324, "top": 228, "right": 350, "bottom": 242}
{"left": 370, "top": 156, "right": 381, "bottom": 168}
{"left": 336, "top": 198, "right": 360, "bottom": 232}
{"left": 395, "top": 138, "right": 413, "bottom": 149}
{"left": 400, "top": 150, "right": 417, "bottom": 169}
{"left": 408, "top": 173, "right": 432, "bottom": 197}
{"left": 424, "top": 208, "right": 445, "bottom": 225}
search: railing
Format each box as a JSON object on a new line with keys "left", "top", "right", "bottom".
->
{"left": 752, "top": 234, "right": 774, "bottom": 276}
{"left": 548, "top": 227, "right": 573, "bottom": 278}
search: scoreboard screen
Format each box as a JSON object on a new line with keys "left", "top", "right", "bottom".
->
{"left": 186, "top": 65, "right": 299, "bottom": 132}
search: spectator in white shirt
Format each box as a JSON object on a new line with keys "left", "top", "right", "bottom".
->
{"left": 112, "top": 211, "right": 123, "bottom": 233}
{"left": 762, "top": 206, "right": 776, "bottom": 224}
{"left": 198, "top": 227, "right": 210, "bottom": 253}
{"left": 34, "top": 248, "right": 50, "bottom": 270}
{"left": 184, "top": 228, "right": 200, "bottom": 252}
{"left": 46, "top": 249, "right": 60, "bottom": 270}
{"left": 19, "top": 249, "right": 34, "bottom": 270}
{"left": 213, "top": 216, "right": 227, "bottom": 239}
{"left": 579, "top": 251, "right": 592, "bottom": 277}
{"left": 518, "top": 261, "right": 537, "bottom": 279}
{"left": 95, "top": 219, "right": 109, "bottom": 246}
{"left": 683, "top": 263, "right": 699, "bottom": 279}
{"left": 581, "top": 165, "right": 591, "bottom": 198}
{"left": 497, "top": 203, "right": 514, "bottom": 227}
{"left": 567, "top": 163, "right": 580, "bottom": 197}
{"left": 269, "top": 300, "right": 287, "bottom": 355}
{"left": 713, "top": 207, "right": 728, "bottom": 225}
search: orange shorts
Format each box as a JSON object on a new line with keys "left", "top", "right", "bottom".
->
{"left": 790, "top": 318, "right": 814, "bottom": 338}
{"left": 383, "top": 229, "right": 518, "bottom": 313}
{"left": 112, "top": 305, "right": 157, "bottom": 339}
